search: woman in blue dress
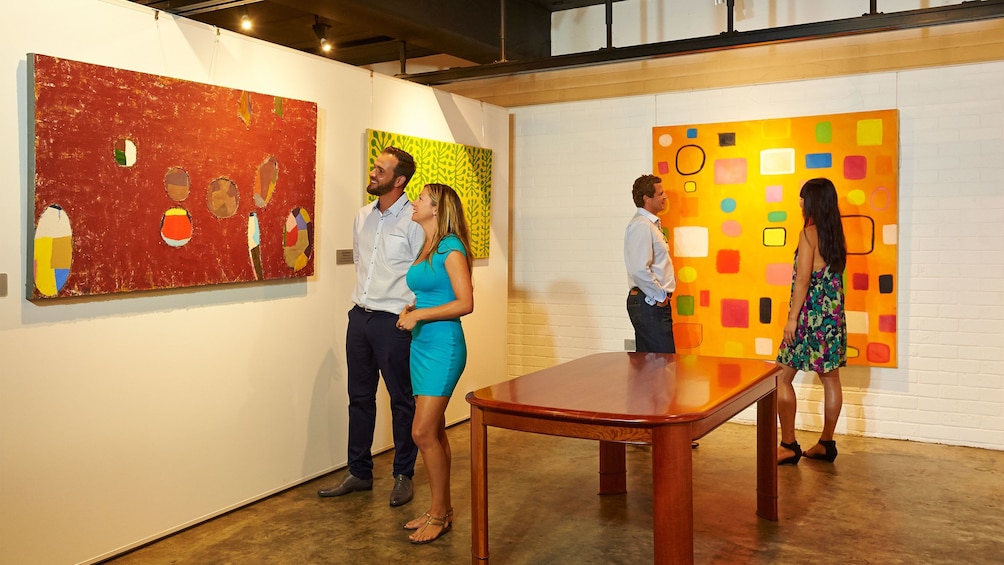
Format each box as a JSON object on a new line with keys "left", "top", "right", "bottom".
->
{"left": 395, "top": 183, "right": 474, "bottom": 544}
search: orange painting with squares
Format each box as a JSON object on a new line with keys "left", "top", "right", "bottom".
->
{"left": 652, "top": 109, "right": 899, "bottom": 367}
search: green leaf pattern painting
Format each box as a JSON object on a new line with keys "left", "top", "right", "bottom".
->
{"left": 366, "top": 129, "right": 493, "bottom": 258}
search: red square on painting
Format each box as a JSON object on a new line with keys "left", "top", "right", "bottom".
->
{"left": 867, "top": 342, "right": 892, "bottom": 363}
{"left": 844, "top": 155, "right": 867, "bottom": 180}
{"left": 721, "top": 299, "right": 749, "bottom": 328}
{"left": 852, "top": 272, "right": 869, "bottom": 290}
{"left": 716, "top": 249, "right": 740, "bottom": 274}
{"left": 879, "top": 315, "right": 897, "bottom": 333}
{"left": 700, "top": 290, "right": 710, "bottom": 307}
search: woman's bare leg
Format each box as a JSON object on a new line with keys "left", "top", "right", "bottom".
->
{"left": 805, "top": 368, "right": 842, "bottom": 458}
{"left": 777, "top": 363, "right": 799, "bottom": 463}
{"left": 408, "top": 395, "right": 452, "bottom": 542}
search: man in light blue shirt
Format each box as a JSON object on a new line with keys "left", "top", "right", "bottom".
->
{"left": 624, "top": 174, "right": 677, "bottom": 353}
{"left": 318, "top": 147, "right": 424, "bottom": 507}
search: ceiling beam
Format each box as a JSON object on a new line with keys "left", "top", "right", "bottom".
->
{"left": 161, "top": 0, "right": 266, "bottom": 17}
{"left": 405, "top": 0, "right": 1004, "bottom": 85}
{"left": 269, "top": 0, "right": 550, "bottom": 64}
{"left": 328, "top": 41, "right": 439, "bottom": 67}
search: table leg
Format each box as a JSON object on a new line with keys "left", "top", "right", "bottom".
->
{"left": 756, "top": 389, "right": 779, "bottom": 521}
{"left": 471, "top": 407, "right": 489, "bottom": 563}
{"left": 652, "top": 425, "right": 694, "bottom": 565}
{"left": 598, "top": 441, "right": 627, "bottom": 494}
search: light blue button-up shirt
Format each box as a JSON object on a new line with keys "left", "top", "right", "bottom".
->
{"left": 624, "top": 208, "right": 676, "bottom": 304}
{"left": 351, "top": 194, "right": 425, "bottom": 314}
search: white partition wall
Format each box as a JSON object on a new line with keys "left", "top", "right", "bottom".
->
{"left": 0, "top": 1, "right": 509, "bottom": 563}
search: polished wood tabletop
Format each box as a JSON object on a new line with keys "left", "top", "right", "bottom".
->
{"left": 466, "top": 352, "right": 780, "bottom": 565}
{"left": 469, "top": 352, "right": 778, "bottom": 425}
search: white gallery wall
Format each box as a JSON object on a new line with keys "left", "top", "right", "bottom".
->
{"left": 0, "top": 1, "right": 509, "bottom": 563}
{"left": 509, "top": 62, "right": 1004, "bottom": 450}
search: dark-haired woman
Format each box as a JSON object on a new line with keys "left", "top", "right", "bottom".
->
{"left": 396, "top": 183, "right": 474, "bottom": 543}
{"left": 776, "top": 178, "right": 847, "bottom": 465}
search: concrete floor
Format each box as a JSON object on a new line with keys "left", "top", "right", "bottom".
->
{"left": 105, "top": 422, "right": 1004, "bottom": 564}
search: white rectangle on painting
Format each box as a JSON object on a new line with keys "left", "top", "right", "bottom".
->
{"left": 760, "top": 148, "right": 796, "bottom": 175}
{"left": 673, "top": 226, "right": 709, "bottom": 257}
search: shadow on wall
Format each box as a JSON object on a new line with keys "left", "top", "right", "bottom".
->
{"left": 304, "top": 346, "right": 347, "bottom": 476}
{"left": 794, "top": 364, "right": 873, "bottom": 438}
{"left": 433, "top": 89, "right": 482, "bottom": 150}
{"left": 19, "top": 278, "right": 309, "bottom": 329}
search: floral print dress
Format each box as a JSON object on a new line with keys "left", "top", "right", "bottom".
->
{"left": 776, "top": 251, "right": 847, "bottom": 373}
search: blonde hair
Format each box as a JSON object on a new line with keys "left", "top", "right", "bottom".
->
{"left": 424, "top": 183, "right": 473, "bottom": 273}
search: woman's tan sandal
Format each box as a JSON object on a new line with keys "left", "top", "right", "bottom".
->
{"left": 404, "top": 508, "right": 452, "bottom": 530}
{"left": 408, "top": 512, "right": 453, "bottom": 544}
{"left": 404, "top": 512, "right": 431, "bottom": 530}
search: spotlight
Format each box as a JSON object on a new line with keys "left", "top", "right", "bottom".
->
{"left": 313, "top": 15, "right": 332, "bottom": 54}
{"left": 240, "top": 9, "right": 252, "bottom": 30}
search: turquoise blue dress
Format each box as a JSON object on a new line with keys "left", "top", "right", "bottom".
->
{"left": 406, "top": 235, "right": 468, "bottom": 396}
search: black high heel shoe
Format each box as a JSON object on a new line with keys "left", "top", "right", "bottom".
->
{"left": 803, "top": 440, "right": 838, "bottom": 462}
{"left": 778, "top": 441, "right": 802, "bottom": 466}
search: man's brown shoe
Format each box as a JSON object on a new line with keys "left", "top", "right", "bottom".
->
{"left": 318, "top": 473, "right": 373, "bottom": 497}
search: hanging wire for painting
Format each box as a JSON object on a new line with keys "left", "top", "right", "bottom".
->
{"left": 153, "top": 10, "right": 221, "bottom": 83}
{"left": 155, "top": 10, "right": 170, "bottom": 76}
{"left": 894, "top": 70, "right": 899, "bottom": 110}
{"left": 208, "top": 27, "right": 221, "bottom": 82}
{"left": 654, "top": 95, "right": 659, "bottom": 132}
{"left": 652, "top": 86, "right": 671, "bottom": 130}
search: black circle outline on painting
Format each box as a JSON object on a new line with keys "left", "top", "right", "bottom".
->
{"left": 676, "top": 144, "right": 706, "bottom": 176}
{"left": 842, "top": 214, "right": 875, "bottom": 255}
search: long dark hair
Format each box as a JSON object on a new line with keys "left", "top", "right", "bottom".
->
{"left": 800, "top": 178, "right": 846, "bottom": 273}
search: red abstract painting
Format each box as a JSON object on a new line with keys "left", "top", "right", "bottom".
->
{"left": 29, "top": 54, "right": 317, "bottom": 299}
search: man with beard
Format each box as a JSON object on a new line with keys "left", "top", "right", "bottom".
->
{"left": 318, "top": 146, "right": 423, "bottom": 507}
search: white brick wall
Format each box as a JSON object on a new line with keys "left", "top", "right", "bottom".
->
{"left": 510, "top": 61, "right": 1004, "bottom": 450}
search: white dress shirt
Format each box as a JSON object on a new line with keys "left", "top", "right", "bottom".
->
{"left": 351, "top": 194, "right": 425, "bottom": 314}
{"left": 624, "top": 208, "right": 676, "bottom": 304}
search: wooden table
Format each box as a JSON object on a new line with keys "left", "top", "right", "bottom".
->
{"left": 466, "top": 352, "right": 781, "bottom": 564}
